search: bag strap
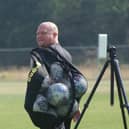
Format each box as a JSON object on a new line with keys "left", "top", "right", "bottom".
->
{"left": 49, "top": 46, "right": 86, "bottom": 77}
{"left": 48, "top": 47, "right": 77, "bottom": 118}
{"left": 31, "top": 49, "right": 51, "bottom": 75}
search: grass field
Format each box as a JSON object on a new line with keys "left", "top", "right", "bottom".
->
{"left": 0, "top": 80, "right": 128, "bottom": 129}
{"left": 0, "top": 67, "right": 129, "bottom": 129}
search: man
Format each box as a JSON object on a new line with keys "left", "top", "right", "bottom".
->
{"left": 24, "top": 21, "right": 86, "bottom": 129}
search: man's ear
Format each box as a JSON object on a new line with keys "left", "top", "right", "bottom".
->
{"left": 53, "top": 32, "right": 57, "bottom": 38}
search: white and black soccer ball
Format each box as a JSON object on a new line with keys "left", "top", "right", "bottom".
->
{"left": 56, "top": 99, "right": 79, "bottom": 117}
{"left": 56, "top": 104, "right": 70, "bottom": 117}
{"left": 33, "top": 94, "right": 58, "bottom": 117}
{"left": 50, "top": 63, "right": 64, "bottom": 82}
{"left": 47, "top": 83, "right": 70, "bottom": 107}
{"left": 73, "top": 74, "right": 88, "bottom": 99}
{"left": 33, "top": 94, "right": 48, "bottom": 112}
{"left": 41, "top": 75, "right": 51, "bottom": 88}
{"left": 70, "top": 100, "right": 79, "bottom": 116}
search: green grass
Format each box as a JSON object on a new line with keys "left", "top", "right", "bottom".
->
{"left": 0, "top": 81, "right": 38, "bottom": 129}
{"left": 0, "top": 80, "right": 129, "bottom": 129}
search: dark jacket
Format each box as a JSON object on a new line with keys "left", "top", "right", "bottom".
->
{"left": 24, "top": 44, "right": 72, "bottom": 129}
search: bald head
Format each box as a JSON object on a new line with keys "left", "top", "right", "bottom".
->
{"left": 36, "top": 21, "right": 59, "bottom": 47}
{"left": 39, "top": 22, "right": 58, "bottom": 34}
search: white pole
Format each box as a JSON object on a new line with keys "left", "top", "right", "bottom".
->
{"left": 98, "top": 34, "right": 108, "bottom": 59}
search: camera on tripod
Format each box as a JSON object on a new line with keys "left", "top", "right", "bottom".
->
{"left": 74, "top": 34, "right": 129, "bottom": 129}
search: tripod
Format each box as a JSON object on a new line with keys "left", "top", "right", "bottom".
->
{"left": 74, "top": 46, "right": 129, "bottom": 129}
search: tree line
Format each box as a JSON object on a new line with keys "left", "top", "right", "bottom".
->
{"left": 1, "top": 0, "right": 129, "bottom": 48}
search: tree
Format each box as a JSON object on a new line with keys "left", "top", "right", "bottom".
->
{"left": 0, "top": 0, "right": 129, "bottom": 48}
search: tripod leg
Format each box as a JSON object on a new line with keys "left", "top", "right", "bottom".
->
{"left": 110, "top": 61, "right": 115, "bottom": 105}
{"left": 74, "top": 60, "right": 109, "bottom": 129}
{"left": 114, "top": 60, "right": 129, "bottom": 111}
{"left": 114, "top": 60, "right": 128, "bottom": 129}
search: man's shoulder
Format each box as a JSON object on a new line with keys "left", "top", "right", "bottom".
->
{"left": 50, "top": 44, "right": 72, "bottom": 63}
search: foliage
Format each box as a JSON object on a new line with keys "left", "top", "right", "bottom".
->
{"left": 0, "top": 0, "right": 129, "bottom": 48}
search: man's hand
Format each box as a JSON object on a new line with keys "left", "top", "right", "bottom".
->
{"left": 72, "top": 108, "right": 81, "bottom": 122}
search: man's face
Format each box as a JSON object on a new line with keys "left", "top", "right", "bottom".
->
{"left": 36, "top": 25, "right": 53, "bottom": 47}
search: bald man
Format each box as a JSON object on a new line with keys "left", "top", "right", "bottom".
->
{"left": 24, "top": 22, "right": 80, "bottom": 129}
{"left": 36, "top": 22, "right": 59, "bottom": 47}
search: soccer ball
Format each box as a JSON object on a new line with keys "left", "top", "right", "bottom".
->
{"left": 33, "top": 94, "right": 58, "bottom": 117}
{"left": 41, "top": 75, "right": 51, "bottom": 88}
{"left": 73, "top": 74, "right": 88, "bottom": 99}
{"left": 70, "top": 100, "right": 79, "bottom": 116}
{"left": 56, "top": 99, "right": 79, "bottom": 117}
{"left": 50, "top": 63, "right": 64, "bottom": 82}
{"left": 56, "top": 104, "right": 70, "bottom": 117}
{"left": 33, "top": 94, "right": 48, "bottom": 112}
{"left": 47, "top": 83, "right": 70, "bottom": 107}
